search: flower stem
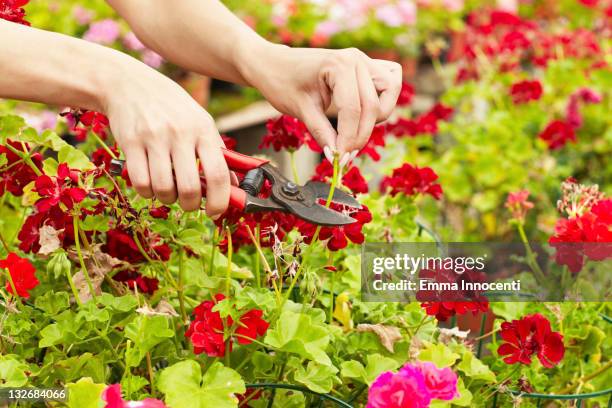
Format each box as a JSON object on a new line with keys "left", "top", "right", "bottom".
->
{"left": 73, "top": 215, "right": 97, "bottom": 302}
{"left": 3, "top": 266, "right": 19, "bottom": 300}
{"left": 4, "top": 143, "right": 42, "bottom": 176}
{"left": 516, "top": 223, "right": 546, "bottom": 284}
{"left": 276, "top": 155, "right": 340, "bottom": 320}
{"left": 289, "top": 151, "right": 300, "bottom": 184}
{"left": 91, "top": 132, "right": 117, "bottom": 160}
{"left": 558, "top": 360, "right": 612, "bottom": 394}
{"left": 0, "top": 230, "right": 10, "bottom": 254}
{"left": 254, "top": 224, "right": 261, "bottom": 288}
{"left": 225, "top": 226, "right": 233, "bottom": 299}
{"left": 177, "top": 249, "right": 188, "bottom": 324}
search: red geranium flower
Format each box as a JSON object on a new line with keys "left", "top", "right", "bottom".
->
{"left": 18, "top": 208, "right": 75, "bottom": 253}
{"left": 260, "top": 115, "right": 320, "bottom": 153}
{"left": 538, "top": 120, "right": 576, "bottom": 150}
{"left": 505, "top": 190, "right": 534, "bottom": 222}
{"left": 498, "top": 313, "right": 565, "bottom": 368}
{"left": 313, "top": 160, "right": 368, "bottom": 194}
{"left": 510, "top": 80, "right": 543, "bottom": 104}
{"left": 222, "top": 135, "right": 238, "bottom": 151}
{"left": 387, "top": 117, "right": 419, "bottom": 138}
{"left": 104, "top": 227, "right": 171, "bottom": 264}
{"left": 0, "top": 252, "right": 39, "bottom": 298}
{"left": 298, "top": 204, "right": 372, "bottom": 251}
{"left": 113, "top": 269, "right": 159, "bottom": 294}
{"left": 186, "top": 294, "right": 269, "bottom": 357}
{"left": 149, "top": 206, "right": 171, "bottom": 220}
{"left": 92, "top": 145, "right": 119, "bottom": 172}
{"left": 380, "top": 163, "right": 443, "bottom": 200}
{"left": 0, "top": 140, "right": 43, "bottom": 197}
{"left": 34, "top": 163, "right": 87, "bottom": 213}
{"left": 397, "top": 82, "right": 415, "bottom": 106}
{"left": 357, "top": 125, "right": 386, "bottom": 161}
{"left": 421, "top": 301, "right": 489, "bottom": 322}
{"left": 0, "top": 0, "right": 30, "bottom": 25}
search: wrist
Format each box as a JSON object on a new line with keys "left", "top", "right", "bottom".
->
{"left": 234, "top": 38, "right": 287, "bottom": 88}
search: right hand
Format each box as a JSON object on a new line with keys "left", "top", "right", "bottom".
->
{"left": 102, "top": 59, "right": 231, "bottom": 217}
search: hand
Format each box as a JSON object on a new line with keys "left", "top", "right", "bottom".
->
{"left": 239, "top": 44, "right": 402, "bottom": 164}
{"left": 102, "top": 58, "right": 231, "bottom": 216}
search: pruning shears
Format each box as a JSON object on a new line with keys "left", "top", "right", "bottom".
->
{"left": 109, "top": 148, "right": 361, "bottom": 226}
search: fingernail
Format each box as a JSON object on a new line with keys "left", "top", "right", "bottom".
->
{"left": 339, "top": 153, "right": 350, "bottom": 168}
{"left": 349, "top": 150, "right": 359, "bottom": 162}
{"left": 323, "top": 146, "right": 334, "bottom": 164}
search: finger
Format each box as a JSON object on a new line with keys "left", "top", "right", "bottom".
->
{"left": 197, "top": 138, "right": 231, "bottom": 218}
{"left": 171, "top": 145, "right": 202, "bottom": 212}
{"left": 148, "top": 147, "right": 177, "bottom": 205}
{"left": 370, "top": 60, "right": 403, "bottom": 120}
{"left": 299, "top": 101, "right": 337, "bottom": 151}
{"left": 353, "top": 62, "right": 381, "bottom": 153}
{"left": 123, "top": 145, "right": 153, "bottom": 199}
{"left": 331, "top": 67, "right": 361, "bottom": 155}
{"left": 230, "top": 171, "right": 239, "bottom": 186}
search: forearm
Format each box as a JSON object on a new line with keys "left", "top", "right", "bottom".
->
{"left": 0, "top": 20, "right": 136, "bottom": 112}
{"left": 107, "top": 0, "right": 270, "bottom": 86}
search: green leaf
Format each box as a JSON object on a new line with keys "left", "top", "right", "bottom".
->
{"left": 80, "top": 215, "right": 110, "bottom": 232}
{"left": 125, "top": 315, "right": 174, "bottom": 367}
{"left": 34, "top": 291, "right": 70, "bottom": 315}
{"left": 456, "top": 350, "right": 496, "bottom": 382}
{"left": 0, "top": 115, "right": 27, "bottom": 143}
{"left": 57, "top": 145, "right": 94, "bottom": 170}
{"left": 66, "top": 377, "right": 106, "bottom": 408}
{"left": 99, "top": 293, "right": 139, "bottom": 312}
{"left": 0, "top": 356, "right": 29, "bottom": 387}
{"left": 158, "top": 361, "right": 245, "bottom": 408}
{"left": 265, "top": 310, "right": 332, "bottom": 366}
{"left": 418, "top": 343, "right": 460, "bottom": 368}
{"left": 0, "top": 153, "right": 7, "bottom": 167}
{"left": 294, "top": 361, "right": 338, "bottom": 393}
{"left": 341, "top": 353, "right": 399, "bottom": 385}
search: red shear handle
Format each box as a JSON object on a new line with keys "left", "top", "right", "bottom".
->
{"left": 199, "top": 178, "right": 246, "bottom": 212}
{"left": 222, "top": 148, "right": 269, "bottom": 172}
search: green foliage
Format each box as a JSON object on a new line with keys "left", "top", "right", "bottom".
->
{"left": 158, "top": 361, "right": 245, "bottom": 408}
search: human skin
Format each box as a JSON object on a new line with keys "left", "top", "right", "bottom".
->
{"left": 0, "top": 1, "right": 402, "bottom": 216}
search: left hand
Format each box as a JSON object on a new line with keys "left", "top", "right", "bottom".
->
{"left": 238, "top": 44, "right": 403, "bottom": 164}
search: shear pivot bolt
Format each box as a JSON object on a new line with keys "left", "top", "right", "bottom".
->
{"left": 282, "top": 182, "right": 299, "bottom": 196}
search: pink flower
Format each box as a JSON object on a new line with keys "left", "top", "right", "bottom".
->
{"left": 102, "top": 384, "right": 167, "bottom": 408}
{"left": 376, "top": 5, "right": 404, "bottom": 27}
{"left": 368, "top": 362, "right": 459, "bottom": 408}
{"left": 123, "top": 32, "right": 146, "bottom": 51}
{"left": 83, "top": 19, "right": 120, "bottom": 45}
{"left": 367, "top": 369, "right": 431, "bottom": 408}
{"left": 496, "top": 0, "right": 518, "bottom": 13}
{"left": 141, "top": 50, "right": 164, "bottom": 68}
{"left": 72, "top": 6, "right": 94, "bottom": 25}
{"left": 443, "top": 0, "right": 464, "bottom": 12}
{"left": 413, "top": 362, "right": 459, "bottom": 401}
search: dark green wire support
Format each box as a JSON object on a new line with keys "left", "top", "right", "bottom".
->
{"left": 246, "top": 383, "right": 354, "bottom": 408}
{"left": 476, "top": 312, "right": 487, "bottom": 359}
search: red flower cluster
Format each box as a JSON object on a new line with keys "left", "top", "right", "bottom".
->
{"left": 380, "top": 163, "right": 443, "bottom": 200}
{"left": 549, "top": 198, "right": 612, "bottom": 274}
{"left": 387, "top": 103, "right": 454, "bottom": 138}
{"left": 312, "top": 160, "right": 368, "bottom": 194}
{"left": 0, "top": 140, "right": 42, "bottom": 197}
{"left": 505, "top": 190, "right": 534, "bottom": 222}
{"left": 63, "top": 109, "right": 110, "bottom": 142}
{"left": 397, "top": 82, "right": 415, "bottom": 106}
{"left": 0, "top": 252, "right": 39, "bottom": 298}
{"left": 104, "top": 227, "right": 171, "bottom": 264}
{"left": 34, "top": 163, "right": 87, "bottom": 213}
{"left": 185, "top": 294, "right": 269, "bottom": 357}
{"left": 510, "top": 80, "right": 543, "bottom": 104}
{"left": 357, "top": 125, "right": 387, "bottom": 161}
{"left": 92, "top": 145, "right": 119, "bottom": 172}
{"left": 456, "top": 10, "right": 605, "bottom": 82}
{"left": 418, "top": 266, "right": 489, "bottom": 321}
{"left": 538, "top": 120, "right": 576, "bottom": 150}
{"left": 298, "top": 204, "right": 372, "bottom": 251}
{"left": 498, "top": 313, "right": 565, "bottom": 368}
{"left": 260, "top": 115, "right": 320, "bottom": 153}
{"left": 0, "top": 0, "right": 30, "bottom": 25}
